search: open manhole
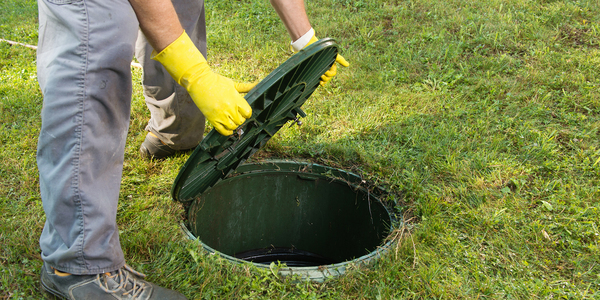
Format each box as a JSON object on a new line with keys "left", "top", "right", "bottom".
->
{"left": 172, "top": 39, "right": 397, "bottom": 281}
{"left": 182, "top": 160, "right": 395, "bottom": 281}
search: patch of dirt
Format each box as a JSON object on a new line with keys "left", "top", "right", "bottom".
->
{"left": 556, "top": 24, "right": 599, "bottom": 48}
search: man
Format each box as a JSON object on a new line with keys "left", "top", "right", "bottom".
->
{"left": 37, "top": 0, "right": 348, "bottom": 298}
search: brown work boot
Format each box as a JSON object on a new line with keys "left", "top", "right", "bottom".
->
{"left": 40, "top": 262, "right": 186, "bottom": 299}
{"left": 139, "top": 132, "right": 196, "bottom": 160}
{"left": 139, "top": 132, "right": 178, "bottom": 159}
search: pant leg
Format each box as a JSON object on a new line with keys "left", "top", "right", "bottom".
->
{"left": 37, "top": 0, "right": 138, "bottom": 275}
{"left": 135, "top": 0, "right": 207, "bottom": 151}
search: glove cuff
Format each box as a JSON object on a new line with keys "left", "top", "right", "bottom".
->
{"left": 290, "top": 28, "right": 315, "bottom": 52}
{"left": 151, "top": 31, "right": 208, "bottom": 87}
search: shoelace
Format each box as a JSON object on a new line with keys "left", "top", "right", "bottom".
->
{"left": 97, "top": 265, "right": 147, "bottom": 298}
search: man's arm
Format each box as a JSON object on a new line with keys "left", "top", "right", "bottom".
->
{"left": 270, "top": 0, "right": 349, "bottom": 86}
{"left": 128, "top": 0, "right": 183, "bottom": 52}
{"left": 269, "top": 0, "right": 313, "bottom": 41}
{"left": 127, "top": 0, "right": 253, "bottom": 136}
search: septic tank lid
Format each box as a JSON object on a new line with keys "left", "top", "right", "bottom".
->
{"left": 172, "top": 38, "right": 339, "bottom": 203}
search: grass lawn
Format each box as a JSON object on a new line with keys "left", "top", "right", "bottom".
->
{"left": 1, "top": 0, "right": 599, "bottom": 298}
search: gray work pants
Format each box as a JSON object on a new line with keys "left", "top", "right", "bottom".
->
{"left": 37, "top": 0, "right": 206, "bottom": 274}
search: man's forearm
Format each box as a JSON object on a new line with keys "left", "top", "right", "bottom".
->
{"left": 270, "top": 0, "right": 312, "bottom": 41}
{"left": 129, "top": 0, "right": 183, "bottom": 52}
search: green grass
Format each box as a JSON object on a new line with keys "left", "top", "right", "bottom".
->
{"left": 1, "top": 0, "right": 600, "bottom": 298}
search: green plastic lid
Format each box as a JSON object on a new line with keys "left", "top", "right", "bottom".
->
{"left": 172, "top": 38, "right": 339, "bottom": 203}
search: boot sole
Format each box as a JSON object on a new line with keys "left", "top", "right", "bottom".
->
{"left": 40, "top": 269, "right": 67, "bottom": 300}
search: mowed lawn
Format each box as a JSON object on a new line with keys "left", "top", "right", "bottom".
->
{"left": 1, "top": 0, "right": 599, "bottom": 298}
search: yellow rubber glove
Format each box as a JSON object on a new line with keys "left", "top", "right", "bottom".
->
{"left": 152, "top": 31, "right": 253, "bottom": 136}
{"left": 291, "top": 29, "right": 350, "bottom": 86}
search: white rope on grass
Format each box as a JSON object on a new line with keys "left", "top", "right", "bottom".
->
{"left": 0, "top": 38, "right": 37, "bottom": 50}
{"left": 1, "top": 38, "right": 142, "bottom": 69}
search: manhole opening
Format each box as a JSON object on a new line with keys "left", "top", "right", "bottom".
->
{"left": 186, "top": 161, "right": 395, "bottom": 269}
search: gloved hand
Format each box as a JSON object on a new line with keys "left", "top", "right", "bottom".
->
{"left": 152, "top": 31, "right": 254, "bottom": 136}
{"left": 291, "top": 28, "right": 349, "bottom": 86}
